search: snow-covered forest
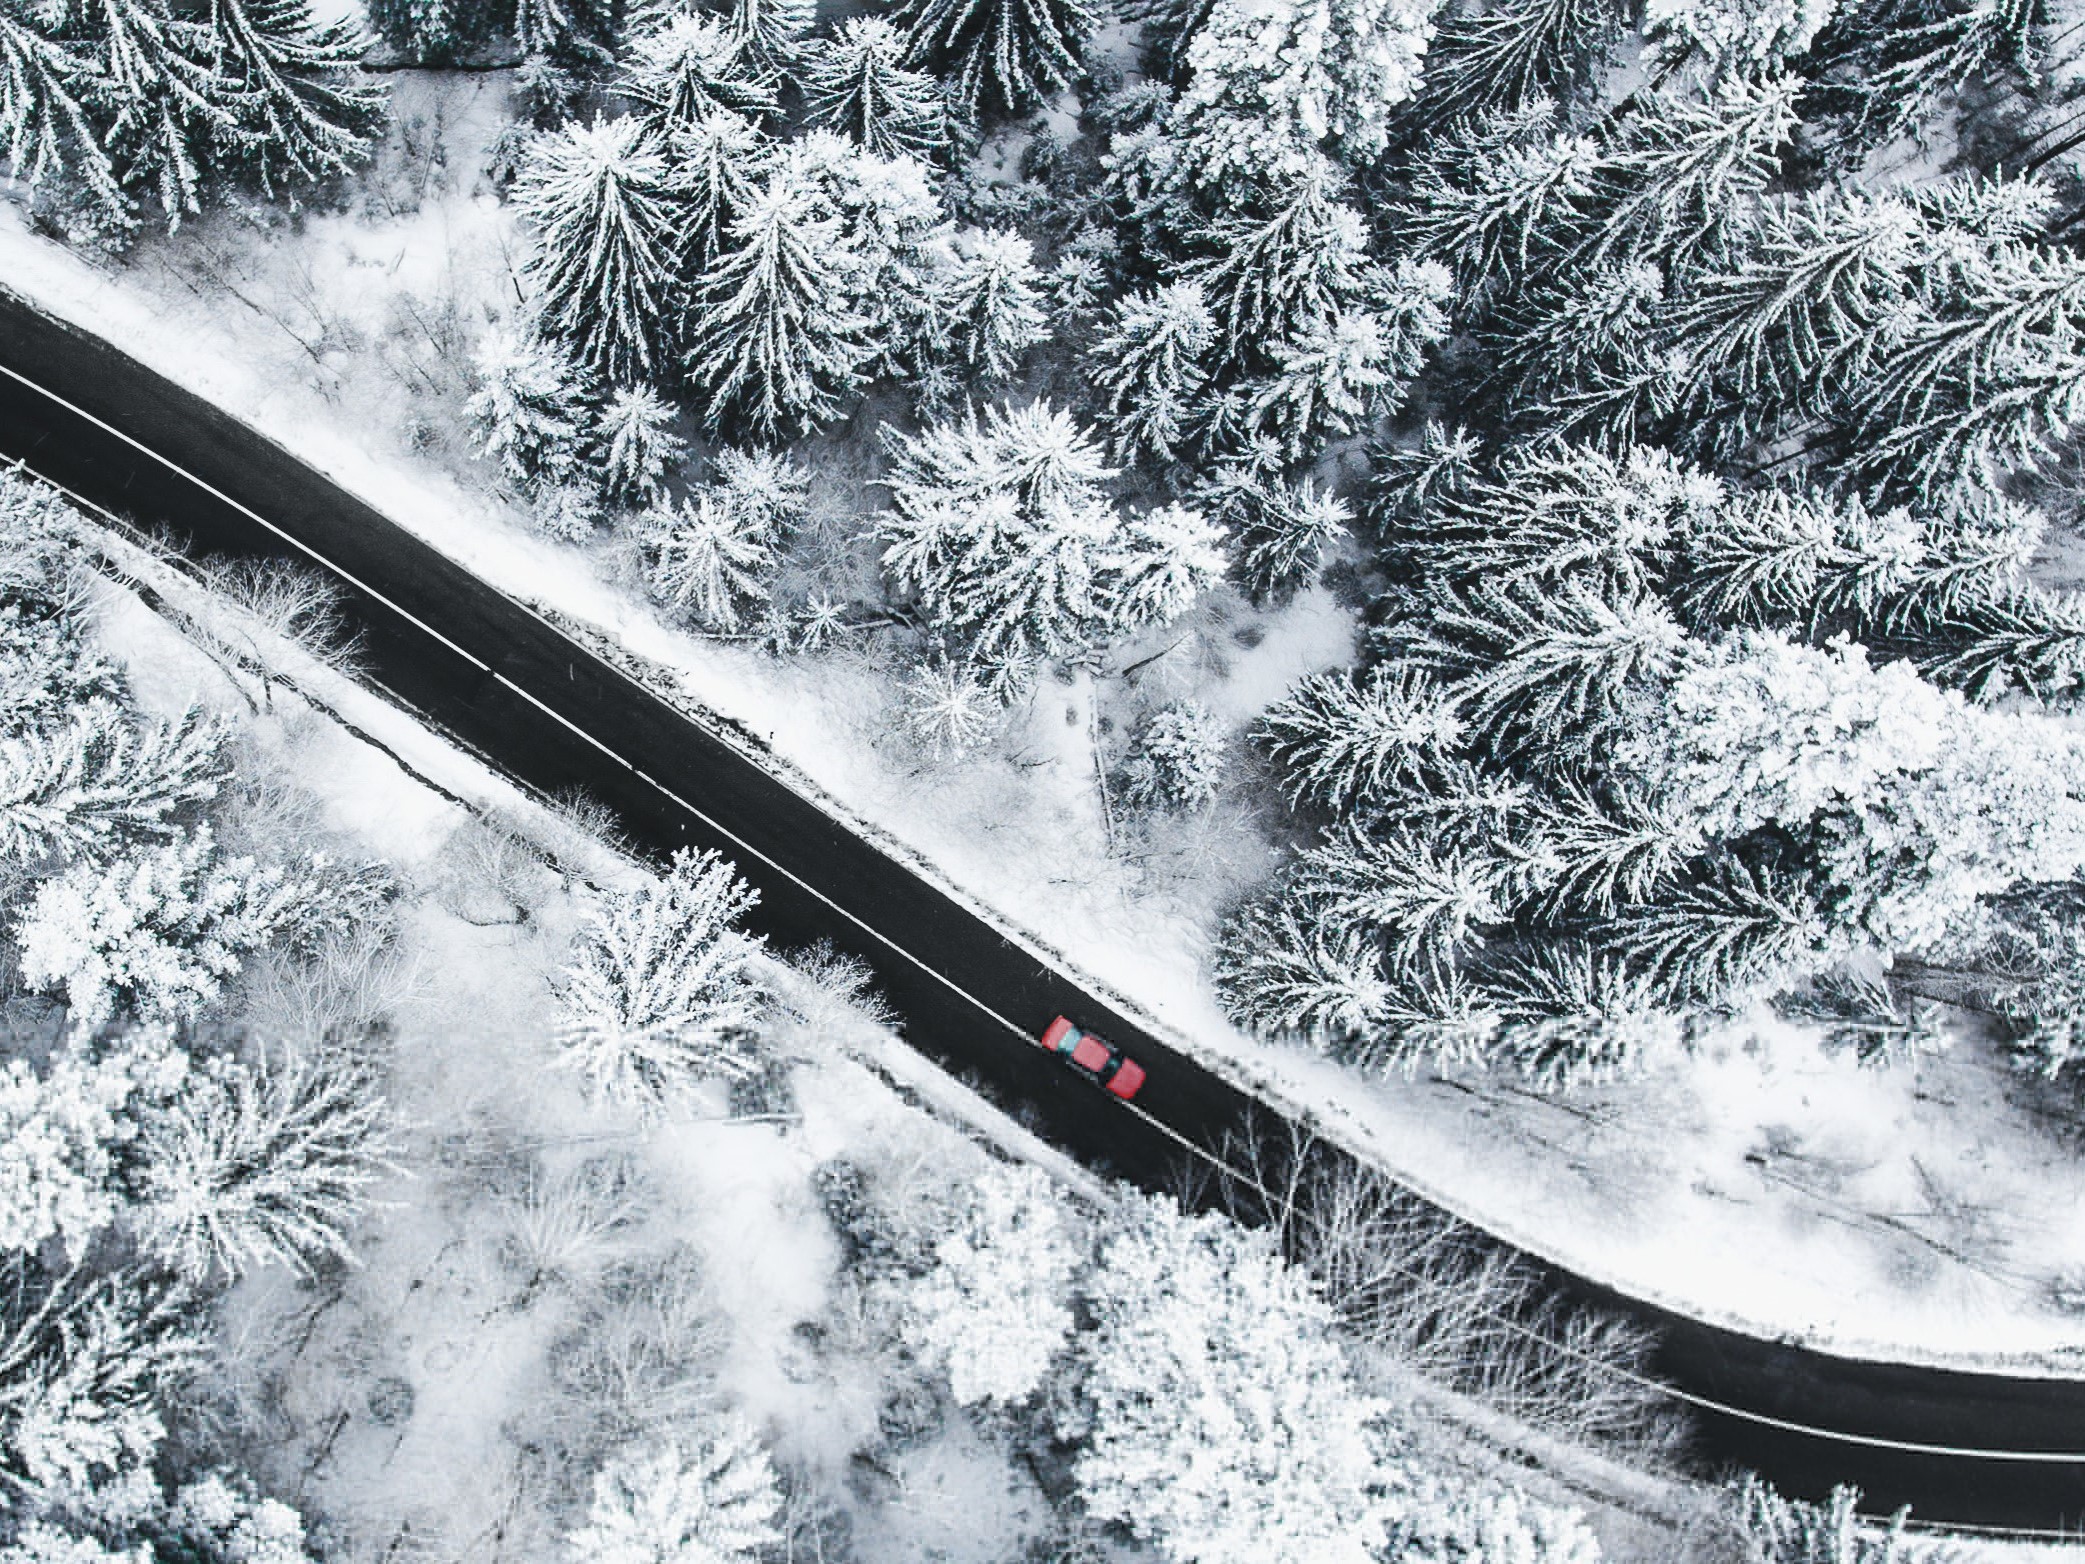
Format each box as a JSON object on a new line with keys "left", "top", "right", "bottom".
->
{"left": 11, "top": 0, "right": 2085, "bottom": 1539}
{"left": 9, "top": 0, "right": 2080, "bottom": 1096}
{"left": 0, "top": 454, "right": 1873, "bottom": 1564}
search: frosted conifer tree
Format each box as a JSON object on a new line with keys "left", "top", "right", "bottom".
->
{"left": 1187, "top": 168, "right": 1378, "bottom": 359}
{"left": 641, "top": 491, "right": 780, "bottom": 634}
{"left": 1214, "top": 902, "right": 1394, "bottom": 1040}
{"left": 1246, "top": 311, "right": 1394, "bottom": 458}
{"left": 514, "top": 117, "right": 680, "bottom": 383}
{"left": 1735, "top": 1477, "right": 1909, "bottom": 1564}
{"left": 76, "top": 0, "right": 233, "bottom": 224}
{"left": 775, "top": 135, "right": 952, "bottom": 373}
{"left": 936, "top": 228, "right": 1050, "bottom": 382}
{"left": 720, "top": 0, "right": 813, "bottom": 76}
{"left": 1073, "top": 1195, "right": 1391, "bottom": 1564}
{"left": 620, "top": 13, "right": 778, "bottom": 125}
{"left": 15, "top": 829, "right": 314, "bottom": 1028}
{"left": 0, "top": 1029, "right": 183, "bottom": 1258}
{"left": 204, "top": 0, "right": 384, "bottom": 198}
{"left": 0, "top": 1260, "right": 196, "bottom": 1503}
{"left": 594, "top": 385, "right": 686, "bottom": 505}
{"left": 134, "top": 1047, "right": 395, "bottom": 1281}
{"left": 901, "top": 1164, "right": 1080, "bottom": 1407}
{"left": 899, "top": 657, "right": 1007, "bottom": 756}
{"left": 1169, "top": 0, "right": 1443, "bottom": 184}
{"left": 881, "top": 403, "right": 1224, "bottom": 677}
{"left": 566, "top": 1422, "right": 783, "bottom": 1564}
{"left": 891, "top": 0, "right": 1092, "bottom": 114}
{"left": 0, "top": 10, "right": 121, "bottom": 217}
{"left": 550, "top": 849, "right": 769, "bottom": 1108}
{"left": 684, "top": 171, "right": 873, "bottom": 439}
{"left": 1086, "top": 281, "right": 1214, "bottom": 464}
{"left": 660, "top": 106, "right": 769, "bottom": 277}
{"left": 365, "top": 0, "right": 497, "bottom": 62}
{"left": 0, "top": 704, "right": 225, "bottom": 866}
{"left": 1257, "top": 666, "right": 1464, "bottom": 810}
{"left": 464, "top": 328, "right": 593, "bottom": 495}
{"left": 1236, "top": 476, "right": 1353, "bottom": 598}
{"left": 1120, "top": 700, "right": 1226, "bottom": 811}
{"left": 800, "top": 19, "right": 946, "bottom": 160}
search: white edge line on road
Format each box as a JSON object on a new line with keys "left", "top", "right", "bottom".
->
{"left": 12, "top": 361, "right": 2085, "bottom": 1483}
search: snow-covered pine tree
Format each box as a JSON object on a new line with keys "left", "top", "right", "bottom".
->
{"left": 1073, "top": 1195, "right": 1392, "bottom": 1564}
{"left": 1120, "top": 700, "right": 1226, "bottom": 811}
{"left": 0, "top": 1258, "right": 197, "bottom": 1503}
{"left": 1408, "top": 0, "right": 1623, "bottom": 129}
{"left": 880, "top": 402, "right": 1223, "bottom": 676}
{"left": 684, "top": 168, "right": 873, "bottom": 439}
{"left": 1577, "top": 76, "right": 1796, "bottom": 272}
{"left": 74, "top": 0, "right": 235, "bottom": 225}
{"left": 659, "top": 104, "right": 769, "bottom": 278}
{"left": 593, "top": 384, "right": 686, "bottom": 504}
{"left": 0, "top": 1027, "right": 183, "bottom": 1258}
{"left": 1481, "top": 938, "right": 1676, "bottom": 1088}
{"left": 890, "top": 0, "right": 1092, "bottom": 115}
{"left": 365, "top": 0, "right": 496, "bottom": 62}
{"left": 1667, "top": 190, "right": 1925, "bottom": 461}
{"left": 1255, "top": 665, "right": 1463, "bottom": 811}
{"left": 1112, "top": 500, "right": 1226, "bottom": 627}
{"left": 1391, "top": 1474, "right": 1606, "bottom": 1564}
{"left": 901, "top": 1163, "right": 1080, "bottom": 1407}
{"left": 1235, "top": 475, "right": 1352, "bottom": 598}
{"left": 514, "top": 116, "right": 681, "bottom": 384}
{"left": 1185, "top": 165, "right": 1378, "bottom": 364}
{"left": 1640, "top": 0, "right": 1833, "bottom": 74}
{"left": 1806, "top": 0, "right": 2043, "bottom": 159}
{"left": 641, "top": 489, "right": 780, "bottom": 633}
{"left": 1621, "top": 630, "right": 2085, "bottom": 954}
{"left": 1399, "top": 100, "right": 1605, "bottom": 295}
{"left": 619, "top": 12, "right": 779, "bottom": 125}
{"left": 203, "top": 0, "right": 385, "bottom": 199}
{"left": 1245, "top": 310, "right": 1394, "bottom": 459}
{"left": 14, "top": 828, "right": 316, "bottom": 1028}
{"left": 133, "top": 1046, "right": 395, "bottom": 1281}
{"left": 1611, "top": 856, "right": 1824, "bottom": 1005}
{"left": 719, "top": 0, "right": 813, "bottom": 77}
{"left": 1167, "top": 0, "right": 1443, "bottom": 185}
{"left": 1086, "top": 280, "right": 1214, "bottom": 464}
{"left": 1734, "top": 1477, "right": 1910, "bottom": 1564}
{"left": 1848, "top": 231, "right": 2085, "bottom": 498}
{"left": 813, "top": 148, "right": 954, "bottom": 377}
{"left": 800, "top": 18, "right": 946, "bottom": 160}
{"left": 464, "top": 327, "right": 594, "bottom": 496}
{"left": 1293, "top": 822, "right": 1506, "bottom": 969}
{"left": 0, "top": 7, "right": 122, "bottom": 222}
{"left": 0, "top": 703, "right": 225, "bottom": 866}
{"left": 566, "top": 1422, "right": 783, "bottom": 1564}
{"left": 1522, "top": 779, "right": 1700, "bottom": 918}
{"left": 899, "top": 656, "right": 1007, "bottom": 755}
{"left": 549, "top": 848, "right": 769, "bottom": 1108}
{"left": 1213, "top": 900, "right": 1394, "bottom": 1041}
{"left": 936, "top": 228, "right": 1050, "bottom": 383}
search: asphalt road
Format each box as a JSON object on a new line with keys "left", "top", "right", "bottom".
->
{"left": 3, "top": 285, "right": 2083, "bottom": 1532}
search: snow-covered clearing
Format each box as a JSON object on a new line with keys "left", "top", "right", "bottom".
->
{"left": 8, "top": 72, "right": 2085, "bottom": 1378}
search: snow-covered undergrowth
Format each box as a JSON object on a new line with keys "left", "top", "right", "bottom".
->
{"left": 0, "top": 463, "right": 1802, "bottom": 1563}
{"left": 9, "top": 75, "right": 2085, "bottom": 1378}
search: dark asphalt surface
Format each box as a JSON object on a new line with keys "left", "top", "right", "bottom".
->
{"left": 3, "top": 284, "right": 2083, "bottom": 1532}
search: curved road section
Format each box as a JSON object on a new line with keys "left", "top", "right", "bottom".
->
{"left": 2, "top": 287, "right": 2082, "bottom": 1531}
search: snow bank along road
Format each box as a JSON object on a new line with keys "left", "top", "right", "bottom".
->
{"left": 2, "top": 288, "right": 2082, "bottom": 1535}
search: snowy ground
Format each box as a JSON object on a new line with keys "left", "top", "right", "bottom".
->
{"left": 9, "top": 72, "right": 2085, "bottom": 1377}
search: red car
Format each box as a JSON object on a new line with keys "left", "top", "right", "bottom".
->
{"left": 1039, "top": 1016, "right": 1147, "bottom": 1101}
